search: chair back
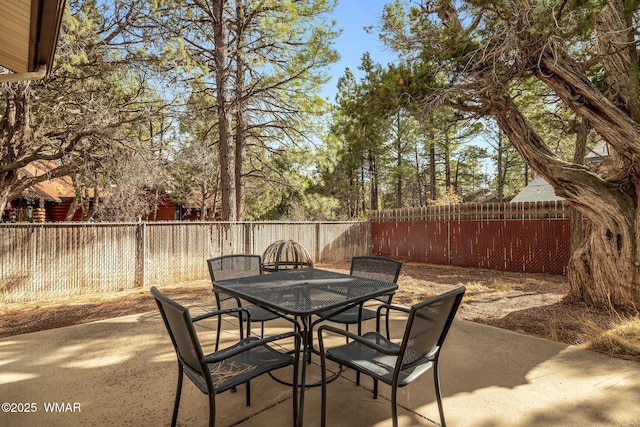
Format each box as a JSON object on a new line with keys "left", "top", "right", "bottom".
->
{"left": 207, "top": 255, "right": 263, "bottom": 304}
{"left": 399, "top": 287, "right": 465, "bottom": 367}
{"left": 350, "top": 256, "right": 402, "bottom": 283}
{"left": 151, "top": 286, "right": 205, "bottom": 376}
{"left": 207, "top": 254, "right": 263, "bottom": 281}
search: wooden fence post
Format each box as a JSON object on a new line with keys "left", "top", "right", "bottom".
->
{"left": 135, "top": 223, "right": 146, "bottom": 288}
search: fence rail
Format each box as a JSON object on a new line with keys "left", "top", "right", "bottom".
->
{"left": 0, "top": 221, "right": 369, "bottom": 303}
{"left": 369, "top": 201, "right": 569, "bottom": 221}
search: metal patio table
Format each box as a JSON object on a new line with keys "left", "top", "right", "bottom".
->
{"left": 213, "top": 267, "right": 398, "bottom": 426}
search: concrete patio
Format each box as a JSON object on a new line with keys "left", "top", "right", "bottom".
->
{"left": 2, "top": 299, "right": 640, "bottom": 427}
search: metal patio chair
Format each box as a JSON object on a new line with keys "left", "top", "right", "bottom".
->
{"left": 318, "top": 286, "right": 466, "bottom": 427}
{"left": 151, "top": 286, "right": 300, "bottom": 427}
{"left": 207, "top": 255, "right": 283, "bottom": 350}
{"left": 311, "top": 256, "right": 402, "bottom": 379}
{"left": 321, "top": 256, "right": 402, "bottom": 337}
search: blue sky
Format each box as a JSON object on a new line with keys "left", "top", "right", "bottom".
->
{"left": 320, "top": 1, "right": 494, "bottom": 175}
{"left": 321, "top": 0, "right": 398, "bottom": 101}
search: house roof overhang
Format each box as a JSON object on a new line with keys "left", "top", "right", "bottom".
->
{"left": 0, "top": 0, "right": 66, "bottom": 82}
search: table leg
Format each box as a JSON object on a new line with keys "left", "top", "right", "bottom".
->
{"left": 297, "top": 315, "right": 311, "bottom": 427}
{"left": 265, "top": 315, "right": 343, "bottom": 426}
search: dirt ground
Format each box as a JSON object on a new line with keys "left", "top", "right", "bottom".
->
{"left": 0, "top": 262, "right": 629, "bottom": 360}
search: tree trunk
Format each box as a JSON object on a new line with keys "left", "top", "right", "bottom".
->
{"left": 0, "top": 85, "right": 31, "bottom": 220}
{"left": 64, "top": 196, "right": 79, "bottom": 221}
{"left": 200, "top": 199, "right": 208, "bottom": 222}
{"left": 429, "top": 0, "right": 640, "bottom": 309}
{"left": 494, "top": 96, "right": 640, "bottom": 309}
{"left": 444, "top": 135, "right": 451, "bottom": 189}
{"left": 453, "top": 152, "right": 460, "bottom": 196}
{"left": 369, "top": 150, "right": 379, "bottom": 210}
{"left": 213, "top": 0, "right": 236, "bottom": 221}
{"left": 80, "top": 187, "right": 97, "bottom": 221}
{"left": 594, "top": 0, "right": 640, "bottom": 122}
{"left": 535, "top": 46, "right": 640, "bottom": 308}
{"left": 360, "top": 164, "right": 366, "bottom": 215}
{"left": 395, "top": 112, "right": 403, "bottom": 208}
{"left": 234, "top": 0, "right": 246, "bottom": 220}
{"left": 0, "top": 185, "right": 13, "bottom": 222}
{"left": 569, "top": 119, "right": 589, "bottom": 253}
{"left": 65, "top": 180, "right": 83, "bottom": 221}
{"left": 414, "top": 143, "right": 424, "bottom": 205}
{"left": 496, "top": 131, "right": 504, "bottom": 203}
{"left": 429, "top": 143, "right": 436, "bottom": 200}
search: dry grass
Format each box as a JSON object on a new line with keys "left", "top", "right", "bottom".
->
{"left": 394, "top": 275, "right": 526, "bottom": 306}
{"left": 579, "top": 315, "right": 640, "bottom": 360}
{"left": 458, "top": 281, "right": 522, "bottom": 302}
{"left": 546, "top": 312, "right": 560, "bottom": 342}
{"left": 211, "top": 361, "right": 256, "bottom": 388}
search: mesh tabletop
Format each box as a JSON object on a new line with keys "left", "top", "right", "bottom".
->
{"left": 214, "top": 268, "right": 398, "bottom": 316}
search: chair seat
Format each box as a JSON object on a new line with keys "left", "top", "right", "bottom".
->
{"left": 227, "top": 305, "right": 281, "bottom": 322}
{"left": 319, "top": 306, "right": 377, "bottom": 324}
{"left": 184, "top": 336, "right": 295, "bottom": 394}
{"left": 325, "top": 332, "right": 433, "bottom": 386}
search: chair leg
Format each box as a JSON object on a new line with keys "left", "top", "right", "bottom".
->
{"left": 433, "top": 360, "right": 446, "bottom": 427}
{"left": 208, "top": 390, "right": 216, "bottom": 427}
{"left": 319, "top": 341, "right": 328, "bottom": 427}
{"left": 292, "top": 336, "right": 300, "bottom": 427}
{"left": 385, "top": 312, "right": 391, "bottom": 340}
{"left": 306, "top": 327, "right": 313, "bottom": 365}
{"left": 373, "top": 378, "right": 378, "bottom": 399}
{"left": 215, "top": 314, "right": 222, "bottom": 351}
{"left": 391, "top": 386, "right": 398, "bottom": 427}
{"left": 245, "top": 381, "right": 251, "bottom": 406}
{"left": 172, "top": 365, "right": 184, "bottom": 427}
{"left": 318, "top": 331, "right": 327, "bottom": 427}
{"left": 356, "top": 320, "right": 362, "bottom": 385}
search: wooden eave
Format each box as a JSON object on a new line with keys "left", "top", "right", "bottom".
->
{"left": 0, "top": 0, "right": 66, "bottom": 81}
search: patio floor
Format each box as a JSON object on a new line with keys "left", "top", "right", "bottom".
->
{"left": 2, "top": 299, "right": 640, "bottom": 427}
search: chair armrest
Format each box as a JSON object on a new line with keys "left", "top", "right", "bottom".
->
{"left": 318, "top": 292, "right": 397, "bottom": 320}
{"left": 191, "top": 307, "right": 250, "bottom": 323}
{"left": 212, "top": 288, "right": 242, "bottom": 306}
{"left": 317, "top": 325, "right": 401, "bottom": 357}
{"left": 310, "top": 300, "right": 364, "bottom": 327}
{"left": 376, "top": 303, "right": 410, "bottom": 317}
{"left": 375, "top": 303, "right": 409, "bottom": 337}
{"left": 204, "top": 331, "right": 300, "bottom": 363}
{"left": 193, "top": 307, "right": 250, "bottom": 341}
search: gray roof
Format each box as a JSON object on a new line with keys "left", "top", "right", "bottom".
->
{"left": 585, "top": 141, "right": 610, "bottom": 162}
{"left": 510, "top": 176, "right": 565, "bottom": 203}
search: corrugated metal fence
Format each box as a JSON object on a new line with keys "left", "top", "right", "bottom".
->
{"left": 0, "top": 221, "right": 369, "bottom": 303}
